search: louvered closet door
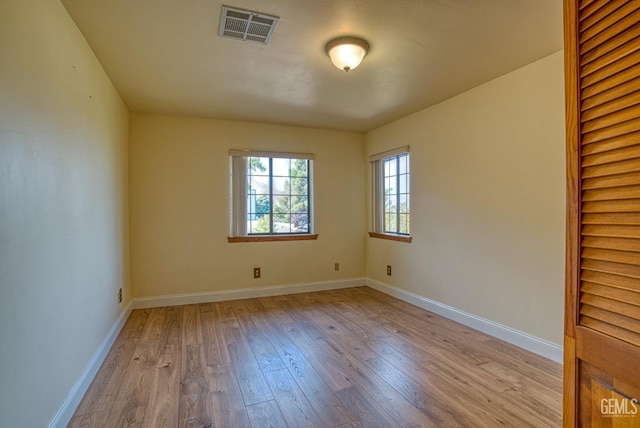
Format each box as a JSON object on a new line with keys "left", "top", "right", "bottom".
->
{"left": 565, "top": 0, "right": 640, "bottom": 427}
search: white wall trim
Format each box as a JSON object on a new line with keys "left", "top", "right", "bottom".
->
{"left": 48, "top": 301, "right": 133, "bottom": 428}
{"left": 366, "top": 279, "right": 563, "bottom": 363}
{"left": 132, "top": 278, "right": 367, "bottom": 309}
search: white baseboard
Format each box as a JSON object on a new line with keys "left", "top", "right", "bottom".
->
{"left": 132, "top": 278, "right": 366, "bottom": 309}
{"left": 133, "top": 278, "right": 562, "bottom": 362}
{"left": 49, "top": 279, "right": 362, "bottom": 426}
{"left": 49, "top": 276, "right": 561, "bottom": 427}
{"left": 366, "top": 279, "right": 563, "bottom": 363}
{"left": 48, "top": 301, "right": 133, "bottom": 428}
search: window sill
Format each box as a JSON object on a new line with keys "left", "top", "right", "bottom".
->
{"left": 368, "top": 232, "right": 412, "bottom": 243}
{"left": 228, "top": 234, "right": 319, "bottom": 243}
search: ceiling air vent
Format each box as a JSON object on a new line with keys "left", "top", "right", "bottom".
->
{"left": 218, "top": 6, "right": 279, "bottom": 45}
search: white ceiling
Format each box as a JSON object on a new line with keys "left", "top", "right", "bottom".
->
{"left": 61, "top": 0, "right": 563, "bottom": 132}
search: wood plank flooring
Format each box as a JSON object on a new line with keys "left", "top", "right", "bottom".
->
{"left": 69, "top": 286, "right": 562, "bottom": 427}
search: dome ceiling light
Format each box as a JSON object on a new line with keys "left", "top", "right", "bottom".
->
{"left": 325, "top": 36, "right": 370, "bottom": 72}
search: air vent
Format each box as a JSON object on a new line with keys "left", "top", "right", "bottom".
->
{"left": 219, "top": 6, "right": 279, "bottom": 45}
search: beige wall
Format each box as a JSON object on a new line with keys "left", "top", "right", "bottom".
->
{"left": 0, "top": 1, "right": 130, "bottom": 427}
{"left": 365, "top": 51, "right": 566, "bottom": 345}
{"left": 129, "top": 114, "right": 366, "bottom": 298}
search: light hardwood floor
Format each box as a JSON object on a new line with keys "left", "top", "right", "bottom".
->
{"left": 69, "top": 286, "right": 562, "bottom": 427}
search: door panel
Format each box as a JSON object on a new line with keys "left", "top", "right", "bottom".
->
{"left": 564, "top": 0, "right": 640, "bottom": 426}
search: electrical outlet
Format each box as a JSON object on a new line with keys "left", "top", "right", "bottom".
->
{"left": 387, "top": 265, "right": 392, "bottom": 276}
{"left": 118, "top": 288, "right": 123, "bottom": 303}
{"left": 253, "top": 267, "right": 261, "bottom": 279}
{"left": 334, "top": 262, "right": 340, "bottom": 271}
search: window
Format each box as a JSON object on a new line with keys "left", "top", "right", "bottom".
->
{"left": 384, "top": 153, "right": 410, "bottom": 234}
{"left": 229, "top": 150, "right": 316, "bottom": 242}
{"left": 369, "top": 147, "right": 411, "bottom": 243}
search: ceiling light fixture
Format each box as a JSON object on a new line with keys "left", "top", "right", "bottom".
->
{"left": 325, "top": 36, "right": 369, "bottom": 72}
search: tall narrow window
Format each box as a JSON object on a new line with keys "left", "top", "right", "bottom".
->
{"left": 229, "top": 150, "right": 316, "bottom": 242}
{"left": 384, "top": 153, "right": 410, "bottom": 235}
{"left": 369, "top": 147, "right": 411, "bottom": 243}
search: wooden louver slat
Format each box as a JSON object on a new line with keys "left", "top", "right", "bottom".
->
{"left": 581, "top": 306, "right": 640, "bottom": 334}
{"left": 582, "top": 236, "right": 640, "bottom": 252}
{"left": 582, "top": 104, "right": 640, "bottom": 133}
{"left": 579, "top": 0, "right": 607, "bottom": 19}
{"left": 582, "top": 247, "right": 640, "bottom": 266}
{"left": 582, "top": 144, "right": 640, "bottom": 166}
{"left": 582, "top": 185, "right": 640, "bottom": 202}
{"left": 581, "top": 270, "right": 640, "bottom": 292}
{"left": 582, "top": 199, "right": 640, "bottom": 213}
{"left": 581, "top": 258, "right": 640, "bottom": 279}
{"left": 581, "top": 9, "right": 640, "bottom": 56}
{"left": 581, "top": 76, "right": 640, "bottom": 112}
{"left": 581, "top": 117, "right": 640, "bottom": 145}
{"left": 581, "top": 133, "right": 640, "bottom": 156}
{"left": 580, "top": 2, "right": 640, "bottom": 45}
{"left": 582, "top": 281, "right": 640, "bottom": 304}
{"left": 578, "top": 0, "right": 640, "bottom": 350}
{"left": 579, "top": 2, "right": 626, "bottom": 33}
{"left": 583, "top": 170, "right": 640, "bottom": 190}
{"left": 582, "top": 212, "right": 640, "bottom": 225}
{"left": 582, "top": 64, "right": 640, "bottom": 100}
{"left": 580, "top": 294, "right": 639, "bottom": 324}
{"left": 581, "top": 49, "right": 640, "bottom": 89}
{"left": 579, "top": 316, "right": 640, "bottom": 347}
{"left": 580, "top": 37, "right": 640, "bottom": 79}
{"left": 581, "top": 19, "right": 640, "bottom": 68}
{"left": 581, "top": 91, "right": 640, "bottom": 124}
{"left": 582, "top": 224, "right": 640, "bottom": 239}
{"left": 582, "top": 156, "right": 640, "bottom": 178}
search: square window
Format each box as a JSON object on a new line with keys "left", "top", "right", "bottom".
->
{"left": 231, "top": 153, "right": 313, "bottom": 236}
